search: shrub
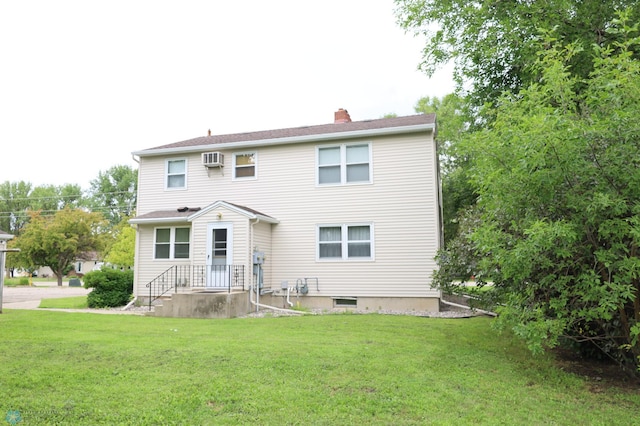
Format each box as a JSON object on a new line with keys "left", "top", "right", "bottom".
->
{"left": 83, "top": 268, "right": 133, "bottom": 308}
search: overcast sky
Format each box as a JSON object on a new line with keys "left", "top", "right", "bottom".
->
{"left": 1, "top": 0, "right": 454, "bottom": 189}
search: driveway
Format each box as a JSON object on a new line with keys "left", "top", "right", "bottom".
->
{"left": 2, "top": 281, "right": 90, "bottom": 310}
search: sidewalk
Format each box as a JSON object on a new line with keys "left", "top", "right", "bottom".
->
{"left": 1, "top": 282, "right": 146, "bottom": 315}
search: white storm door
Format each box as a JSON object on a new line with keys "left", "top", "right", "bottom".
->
{"left": 206, "top": 223, "right": 233, "bottom": 288}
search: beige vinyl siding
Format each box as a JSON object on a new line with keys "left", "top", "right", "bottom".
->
{"left": 135, "top": 131, "right": 439, "bottom": 298}
{"left": 134, "top": 223, "right": 192, "bottom": 296}
{"left": 252, "top": 220, "right": 273, "bottom": 290}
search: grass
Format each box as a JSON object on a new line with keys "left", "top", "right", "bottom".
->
{"left": 0, "top": 311, "right": 638, "bottom": 425}
{"left": 38, "top": 296, "right": 88, "bottom": 309}
{"left": 3, "top": 277, "right": 75, "bottom": 287}
{"left": 3, "top": 277, "right": 32, "bottom": 287}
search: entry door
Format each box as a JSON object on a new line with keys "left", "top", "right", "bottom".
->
{"left": 206, "top": 223, "right": 233, "bottom": 288}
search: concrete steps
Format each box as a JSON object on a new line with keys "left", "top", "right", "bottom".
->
{"left": 153, "top": 291, "right": 249, "bottom": 319}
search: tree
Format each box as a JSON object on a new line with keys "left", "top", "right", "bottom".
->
{"left": 414, "top": 94, "right": 475, "bottom": 244}
{"left": 86, "top": 165, "right": 137, "bottom": 227}
{"left": 0, "top": 181, "right": 33, "bottom": 235}
{"left": 103, "top": 218, "right": 135, "bottom": 269}
{"left": 0, "top": 182, "right": 85, "bottom": 237}
{"left": 12, "top": 208, "right": 107, "bottom": 286}
{"left": 29, "top": 184, "right": 84, "bottom": 212}
{"left": 395, "top": 0, "right": 640, "bottom": 108}
{"left": 436, "top": 17, "right": 640, "bottom": 373}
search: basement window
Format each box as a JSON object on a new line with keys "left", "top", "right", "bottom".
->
{"left": 333, "top": 298, "right": 357, "bottom": 308}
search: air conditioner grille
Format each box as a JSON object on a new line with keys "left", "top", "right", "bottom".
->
{"left": 202, "top": 152, "right": 224, "bottom": 167}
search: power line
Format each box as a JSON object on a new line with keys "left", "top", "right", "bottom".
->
{"left": 0, "top": 190, "right": 136, "bottom": 203}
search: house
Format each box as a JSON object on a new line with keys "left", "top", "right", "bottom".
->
{"left": 130, "top": 109, "right": 442, "bottom": 318}
{"left": 34, "top": 251, "right": 101, "bottom": 278}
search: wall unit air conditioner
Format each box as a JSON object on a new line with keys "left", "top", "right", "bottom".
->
{"left": 202, "top": 152, "right": 224, "bottom": 167}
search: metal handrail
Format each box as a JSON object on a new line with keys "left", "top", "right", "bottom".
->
{"left": 145, "top": 265, "right": 246, "bottom": 310}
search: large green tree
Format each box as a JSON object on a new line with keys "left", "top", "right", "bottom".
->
{"left": 11, "top": 208, "right": 107, "bottom": 286}
{"left": 86, "top": 165, "right": 137, "bottom": 227}
{"left": 103, "top": 217, "right": 136, "bottom": 269}
{"left": 0, "top": 181, "right": 33, "bottom": 235}
{"left": 395, "top": 0, "right": 640, "bottom": 108}
{"left": 436, "top": 18, "right": 640, "bottom": 373}
{"left": 0, "top": 181, "right": 84, "bottom": 236}
{"left": 414, "top": 94, "right": 474, "bottom": 244}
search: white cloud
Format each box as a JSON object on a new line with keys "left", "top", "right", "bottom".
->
{"left": 0, "top": 0, "right": 454, "bottom": 188}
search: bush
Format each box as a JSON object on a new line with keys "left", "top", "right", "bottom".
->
{"left": 83, "top": 268, "right": 133, "bottom": 308}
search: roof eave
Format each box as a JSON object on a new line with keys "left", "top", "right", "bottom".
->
{"left": 128, "top": 216, "right": 190, "bottom": 225}
{"left": 132, "top": 123, "right": 435, "bottom": 157}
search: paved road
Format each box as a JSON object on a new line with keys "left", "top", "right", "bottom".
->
{"left": 2, "top": 282, "right": 90, "bottom": 309}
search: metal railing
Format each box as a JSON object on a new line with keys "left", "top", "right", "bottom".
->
{"left": 146, "top": 264, "right": 246, "bottom": 310}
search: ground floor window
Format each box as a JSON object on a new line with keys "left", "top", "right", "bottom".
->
{"left": 317, "top": 223, "right": 373, "bottom": 260}
{"left": 154, "top": 227, "right": 190, "bottom": 259}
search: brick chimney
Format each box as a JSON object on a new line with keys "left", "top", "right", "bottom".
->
{"left": 334, "top": 108, "right": 351, "bottom": 123}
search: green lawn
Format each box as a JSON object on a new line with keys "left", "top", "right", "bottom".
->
{"left": 0, "top": 310, "right": 637, "bottom": 425}
{"left": 38, "top": 296, "right": 88, "bottom": 309}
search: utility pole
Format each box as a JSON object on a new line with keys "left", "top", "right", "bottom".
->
{"left": 0, "top": 232, "right": 20, "bottom": 314}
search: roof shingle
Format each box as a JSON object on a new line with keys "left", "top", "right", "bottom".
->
{"left": 140, "top": 113, "right": 435, "bottom": 153}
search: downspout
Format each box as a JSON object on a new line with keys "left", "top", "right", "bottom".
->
{"left": 248, "top": 217, "right": 308, "bottom": 315}
{"left": 439, "top": 298, "right": 497, "bottom": 317}
{"left": 250, "top": 218, "right": 260, "bottom": 311}
{"left": 123, "top": 297, "right": 137, "bottom": 311}
{"left": 130, "top": 153, "right": 140, "bottom": 309}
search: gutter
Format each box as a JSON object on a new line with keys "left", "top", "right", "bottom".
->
{"left": 132, "top": 123, "right": 436, "bottom": 158}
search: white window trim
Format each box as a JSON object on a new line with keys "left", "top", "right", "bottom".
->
{"left": 316, "top": 223, "right": 375, "bottom": 261}
{"left": 153, "top": 226, "right": 191, "bottom": 260}
{"left": 165, "top": 158, "right": 188, "bottom": 190}
{"left": 232, "top": 151, "right": 258, "bottom": 181}
{"left": 316, "top": 143, "right": 372, "bottom": 186}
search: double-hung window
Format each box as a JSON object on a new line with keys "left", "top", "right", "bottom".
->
{"left": 166, "top": 158, "right": 187, "bottom": 189}
{"left": 317, "top": 143, "right": 371, "bottom": 185}
{"left": 233, "top": 152, "right": 256, "bottom": 179}
{"left": 155, "top": 227, "right": 190, "bottom": 259}
{"left": 317, "top": 224, "right": 373, "bottom": 260}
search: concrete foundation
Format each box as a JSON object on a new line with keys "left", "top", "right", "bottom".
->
{"left": 258, "top": 294, "right": 440, "bottom": 312}
{"left": 148, "top": 291, "right": 440, "bottom": 319}
{"left": 153, "top": 291, "right": 249, "bottom": 319}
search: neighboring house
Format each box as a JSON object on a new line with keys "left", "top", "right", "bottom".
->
{"left": 130, "top": 109, "right": 442, "bottom": 317}
{"left": 34, "top": 251, "right": 101, "bottom": 278}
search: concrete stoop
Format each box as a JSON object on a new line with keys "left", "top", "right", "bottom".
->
{"left": 153, "top": 291, "right": 249, "bottom": 319}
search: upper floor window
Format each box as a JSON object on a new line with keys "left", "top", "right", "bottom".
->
{"left": 155, "top": 227, "right": 190, "bottom": 259}
{"left": 233, "top": 152, "right": 256, "bottom": 179}
{"left": 317, "top": 223, "right": 373, "bottom": 260}
{"left": 317, "top": 143, "right": 371, "bottom": 185}
{"left": 166, "top": 158, "right": 187, "bottom": 189}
